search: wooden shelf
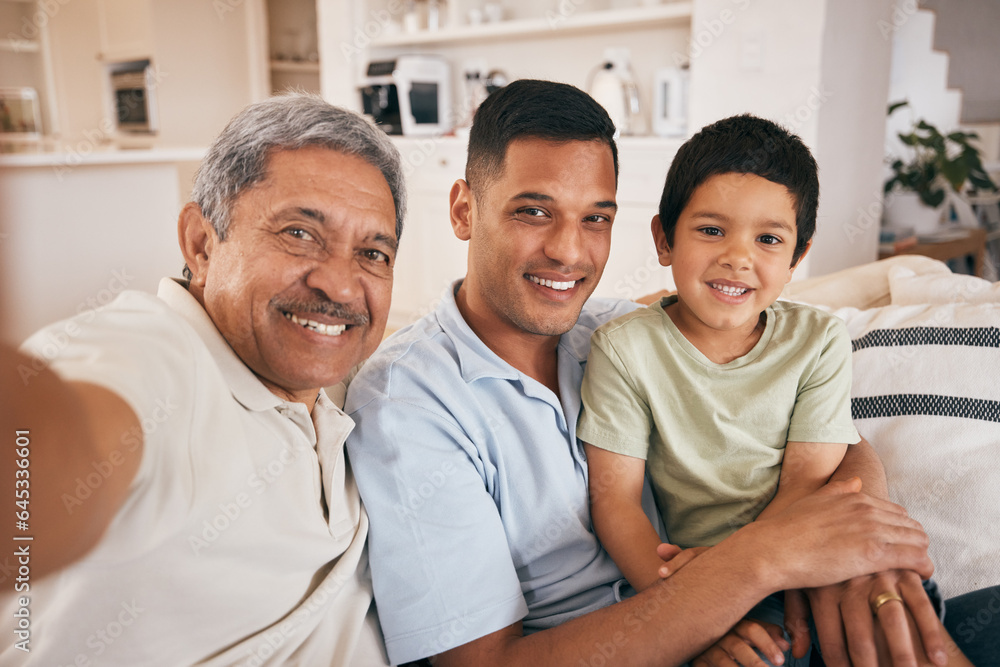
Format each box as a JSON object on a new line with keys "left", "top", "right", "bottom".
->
{"left": 270, "top": 60, "right": 320, "bottom": 73}
{"left": 372, "top": 2, "right": 693, "bottom": 47}
{"left": 879, "top": 228, "right": 988, "bottom": 277}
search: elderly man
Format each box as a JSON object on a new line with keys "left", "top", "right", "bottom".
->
{"left": 0, "top": 94, "right": 400, "bottom": 665}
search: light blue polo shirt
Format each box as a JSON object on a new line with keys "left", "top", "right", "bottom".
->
{"left": 346, "top": 282, "right": 639, "bottom": 665}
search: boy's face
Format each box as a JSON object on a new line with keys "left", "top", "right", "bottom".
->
{"left": 652, "top": 172, "right": 808, "bottom": 344}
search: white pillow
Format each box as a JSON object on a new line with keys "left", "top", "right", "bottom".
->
{"left": 835, "top": 302, "right": 1000, "bottom": 599}
{"left": 889, "top": 264, "right": 1000, "bottom": 306}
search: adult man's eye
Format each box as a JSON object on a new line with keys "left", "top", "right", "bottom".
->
{"left": 284, "top": 228, "right": 313, "bottom": 241}
{"left": 364, "top": 249, "right": 390, "bottom": 264}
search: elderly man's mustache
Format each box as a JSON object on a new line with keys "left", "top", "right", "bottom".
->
{"left": 271, "top": 296, "right": 370, "bottom": 326}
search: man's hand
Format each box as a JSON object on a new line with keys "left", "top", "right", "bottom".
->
{"left": 692, "top": 618, "right": 790, "bottom": 667}
{"left": 750, "top": 478, "right": 933, "bottom": 591}
{"left": 799, "top": 570, "right": 948, "bottom": 667}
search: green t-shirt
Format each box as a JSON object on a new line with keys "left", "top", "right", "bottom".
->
{"left": 577, "top": 296, "right": 860, "bottom": 548}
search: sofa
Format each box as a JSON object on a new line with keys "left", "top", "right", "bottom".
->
{"left": 781, "top": 255, "right": 1000, "bottom": 600}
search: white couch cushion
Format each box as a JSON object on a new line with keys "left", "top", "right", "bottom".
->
{"left": 836, "top": 302, "right": 1000, "bottom": 599}
{"left": 889, "top": 264, "right": 1000, "bottom": 306}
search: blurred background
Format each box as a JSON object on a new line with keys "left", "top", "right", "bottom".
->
{"left": 1, "top": 0, "right": 997, "bottom": 341}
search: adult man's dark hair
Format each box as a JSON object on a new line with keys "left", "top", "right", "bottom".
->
{"left": 465, "top": 79, "right": 619, "bottom": 198}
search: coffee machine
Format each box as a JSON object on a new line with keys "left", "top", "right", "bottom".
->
{"left": 360, "top": 56, "right": 453, "bottom": 136}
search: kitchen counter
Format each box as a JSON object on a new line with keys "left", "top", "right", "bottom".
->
{"left": 0, "top": 144, "right": 206, "bottom": 168}
{"left": 0, "top": 147, "right": 202, "bottom": 342}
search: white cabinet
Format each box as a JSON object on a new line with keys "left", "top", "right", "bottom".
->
{"left": 265, "top": 0, "right": 320, "bottom": 94}
{"left": 96, "top": 0, "right": 153, "bottom": 61}
{"left": 0, "top": 0, "right": 59, "bottom": 136}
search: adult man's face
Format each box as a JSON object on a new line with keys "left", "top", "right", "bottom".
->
{"left": 452, "top": 138, "right": 617, "bottom": 340}
{"left": 187, "top": 146, "right": 397, "bottom": 403}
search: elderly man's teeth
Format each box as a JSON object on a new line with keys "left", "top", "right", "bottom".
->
{"left": 284, "top": 312, "right": 347, "bottom": 336}
{"left": 528, "top": 275, "right": 576, "bottom": 291}
{"left": 710, "top": 283, "right": 749, "bottom": 296}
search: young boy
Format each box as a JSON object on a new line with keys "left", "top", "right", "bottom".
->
{"left": 577, "top": 114, "right": 861, "bottom": 663}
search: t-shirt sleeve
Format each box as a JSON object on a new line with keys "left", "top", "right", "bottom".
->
{"left": 786, "top": 317, "right": 861, "bottom": 445}
{"left": 576, "top": 328, "right": 654, "bottom": 459}
{"left": 346, "top": 394, "right": 528, "bottom": 664}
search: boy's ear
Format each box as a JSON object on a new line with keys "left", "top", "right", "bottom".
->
{"left": 788, "top": 240, "right": 813, "bottom": 277}
{"left": 651, "top": 215, "right": 672, "bottom": 267}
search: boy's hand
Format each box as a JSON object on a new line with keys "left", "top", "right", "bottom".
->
{"left": 656, "top": 542, "right": 710, "bottom": 578}
{"left": 783, "top": 589, "right": 812, "bottom": 658}
{"left": 692, "top": 618, "right": 790, "bottom": 667}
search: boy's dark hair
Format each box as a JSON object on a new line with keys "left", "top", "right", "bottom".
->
{"left": 466, "top": 79, "right": 618, "bottom": 198}
{"left": 658, "top": 114, "right": 818, "bottom": 265}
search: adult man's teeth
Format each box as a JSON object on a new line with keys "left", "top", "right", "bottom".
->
{"left": 284, "top": 312, "right": 347, "bottom": 336}
{"left": 710, "top": 283, "right": 749, "bottom": 296}
{"left": 528, "top": 275, "right": 576, "bottom": 291}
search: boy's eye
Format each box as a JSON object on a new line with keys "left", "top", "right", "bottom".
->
{"left": 698, "top": 226, "right": 723, "bottom": 236}
{"left": 758, "top": 234, "right": 782, "bottom": 245}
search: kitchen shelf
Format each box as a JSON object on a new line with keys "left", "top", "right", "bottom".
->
{"left": 269, "top": 59, "right": 320, "bottom": 73}
{"left": 371, "top": 2, "right": 693, "bottom": 47}
{"left": 0, "top": 38, "right": 39, "bottom": 53}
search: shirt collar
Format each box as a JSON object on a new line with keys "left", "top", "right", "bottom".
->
{"left": 433, "top": 280, "right": 520, "bottom": 384}
{"left": 156, "top": 277, "right": 285, "bottom": 413}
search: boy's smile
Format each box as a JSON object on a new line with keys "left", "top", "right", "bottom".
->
{"left": 653, "top": 172, "right": 809, "bottom": 363}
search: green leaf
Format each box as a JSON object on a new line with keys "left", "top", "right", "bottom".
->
{"left": 888, "top": 100, "right": 909, "bottom": 115}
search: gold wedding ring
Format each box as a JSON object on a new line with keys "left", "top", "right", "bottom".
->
{"left": 871, "top": 591, "right": 904, "bottom": 614}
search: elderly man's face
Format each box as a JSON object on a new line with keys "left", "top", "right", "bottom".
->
{"left": 191, "top": 146, "right": 397, "bottom": 403}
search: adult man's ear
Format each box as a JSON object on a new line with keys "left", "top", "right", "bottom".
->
{"left": 650, "top": 215, "right": 673, "bottom": 268}
{"left": 178, "top": 202, "right": 217, "bottom": 288}
{"left": 450, "top": 179, "right": 474, "bottom": 241}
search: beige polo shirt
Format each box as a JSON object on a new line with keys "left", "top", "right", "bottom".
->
{"left": 3, "top": 278, "right": 388, "bottom": 666}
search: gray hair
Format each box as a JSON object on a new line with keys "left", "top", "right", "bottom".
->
{"left": 185, "top": 93, "right": 405, "bottom": 277}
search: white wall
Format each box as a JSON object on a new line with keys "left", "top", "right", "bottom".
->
{"left": 688, "top": 0, "right": 895, "bottom": 276}
{"left": 812, "top": 0, "right": 896, "bottom": 275}
{"left": 149, "top": 0, "right": 258, "bottom": 146}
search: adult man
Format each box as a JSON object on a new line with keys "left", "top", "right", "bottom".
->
{"left": 345, "top": 80, "right": 957, "bottom": 666}
{"left": 0, "top": 94, "right": 401, "bottom": 665}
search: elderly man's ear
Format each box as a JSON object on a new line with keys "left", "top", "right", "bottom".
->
{"left": 178, "top": 202, "right": 218, "bottom": 287}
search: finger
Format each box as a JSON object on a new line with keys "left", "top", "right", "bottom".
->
{"left": 841, "top": 583, "right": 879, "bottom": 667}
{"left": 817, "top": 476, "right": 863, "bottom": 496}
{"left": 808, "top": 587, "right": 850, "bottom": 667}
{"left": 734, "top": 621, "right": 786, "bottom": 665}
{"left": 720, "top": 635, "right": 772, "bottom": 667}
{"left": 659, "top": 547, "right": 704, "bottom": 577}
{"left": 783, "top": 589, "right": 811, "bottom": 658}
{"left": 656, "top": 542, "right": 682, "bottom": 562}
{"left": 900, "top": 574, "right": 948, "bottom": 665}
{"left": 873, "top": 595, "right": 917, "bottom": 667}
{"left": 702, "top": 644, "right": 740, "bottom": 667}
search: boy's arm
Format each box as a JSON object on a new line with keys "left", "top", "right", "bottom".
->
{"left": 755, "top": 441, "right": 848, "bottom": 521}
{"left": 585, "top": 443, "right": 664, "bottom": 592}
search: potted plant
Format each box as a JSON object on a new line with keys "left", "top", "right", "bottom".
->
{"left": 883, "top": 100, "right": 997, "bottom": 235}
